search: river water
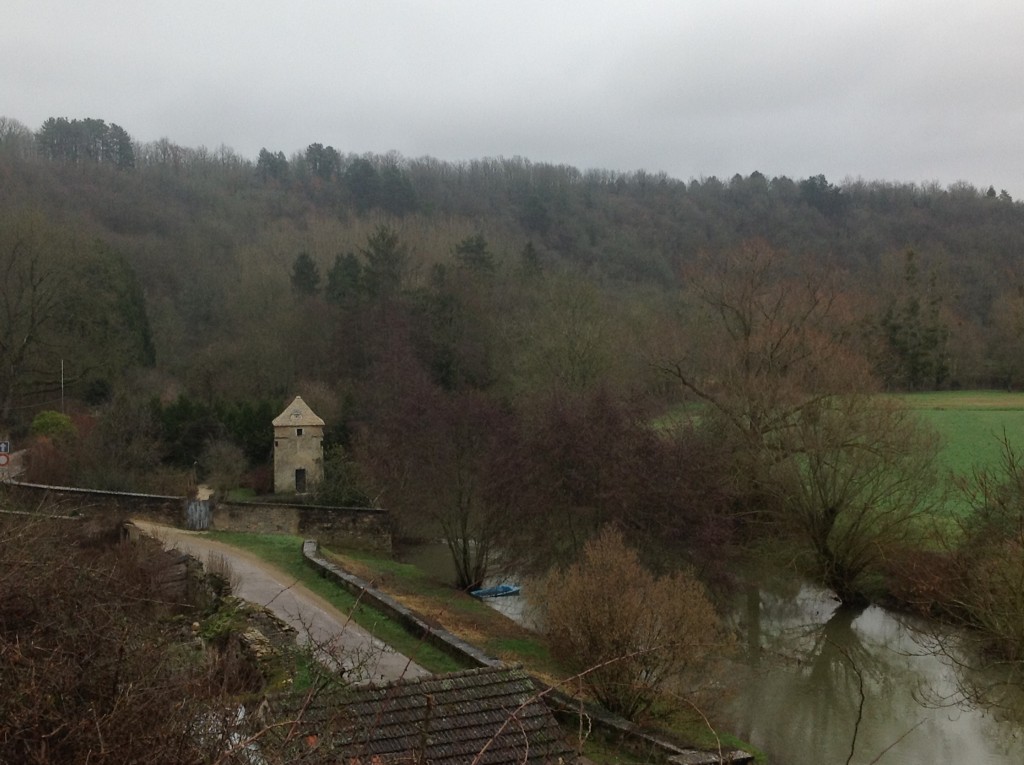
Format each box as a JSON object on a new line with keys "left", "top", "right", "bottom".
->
{"left": 398, "top": 543, "right": 1024, "bottom": 763}
{"left": 727, "top": 578, "right": 1024, "bottom": 764}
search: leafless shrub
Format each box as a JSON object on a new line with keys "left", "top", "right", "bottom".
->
{"left": 537, "top": 526, "right": 732, "bottom": 721}
{"left": 0, "top": 514, "right": 267, "bottom": 763}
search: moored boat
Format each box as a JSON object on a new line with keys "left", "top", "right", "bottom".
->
{"left": 470, "top": 584, "right": 521, "bottom": 598}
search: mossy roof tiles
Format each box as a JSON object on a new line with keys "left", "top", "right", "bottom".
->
{"left": 268, "top": 665, "right": 573, "bottom": 764}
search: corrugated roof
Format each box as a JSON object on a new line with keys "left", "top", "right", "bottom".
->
{"left": 265, "top": 666, "right": 574, "bottom": 764}
{"left": 272, "top": 395, "right": 326, "bottom": 427}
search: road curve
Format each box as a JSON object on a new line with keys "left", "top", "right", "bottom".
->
{"left": 131, "top": 520, "right": 429, "bottom": 684}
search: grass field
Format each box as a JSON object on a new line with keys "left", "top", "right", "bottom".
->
{"left": 898, "top": 390, "right": 1024, "bottom": 478}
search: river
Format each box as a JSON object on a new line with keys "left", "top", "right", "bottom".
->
{"left": 727, "top": 577, "right": 1024, "bottom": 764}
{"left": 398, "top": 542, "right": 1024, "bottom": 763}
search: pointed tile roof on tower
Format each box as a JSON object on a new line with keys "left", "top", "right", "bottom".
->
{"left": 272, "top": 395, "right": 326, "bottom": 428}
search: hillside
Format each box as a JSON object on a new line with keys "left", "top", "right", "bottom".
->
{"left": 4, "top": 116, "right": 1024, "bottom": 418}
{"left": 3, "top": 115, "right": 1024, "bottom": 545}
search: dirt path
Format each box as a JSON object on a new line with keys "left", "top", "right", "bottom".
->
{"left": 131, "top": 520, "right": 429, "bottom": 684}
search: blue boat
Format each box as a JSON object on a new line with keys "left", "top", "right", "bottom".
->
{"left": 470, "top": 584, "right": 521, "bottom": 598}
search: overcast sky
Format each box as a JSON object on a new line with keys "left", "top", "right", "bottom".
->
{"left": 5, "top": 1, "right": 1024, "bottom": 196}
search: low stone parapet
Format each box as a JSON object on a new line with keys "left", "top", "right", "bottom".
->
{"left": 0, "top": 482, "right": 392, "bottom": 553}
{"left": 2, "top": 481, "right": 182, "bottom": 525}
{"left": 302, "top": 539, "right": 502, "bottom": 669}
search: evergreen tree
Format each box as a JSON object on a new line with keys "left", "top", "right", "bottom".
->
{"left": 325, "top": 252, "right": 362, "bottom": 305}
{"left": 256, "top": 148, "right": 288, "bottom": 181}
{"left": 879, "top": 250, "right": 949, "bottom": 390}
{"left": 453, "top": 233, "right": 493, "bottom": 272}
{"left": 290, "top": 252, "right": 321, "bottom": 297}
{"left": 361, "top": 225, "right": 406, "bottom": 300}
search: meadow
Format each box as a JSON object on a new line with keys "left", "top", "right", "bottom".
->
{"left": 900, "top": 390, "right": 1024, "bottom": 478}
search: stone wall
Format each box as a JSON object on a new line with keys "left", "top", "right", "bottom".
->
{"left": 302, "top": 539, "right": 502, "bottom": 668}
{"left": 1, "top": 482, "right": 391, "bottom": 553}
{"left": 213, "top": 500, "right": 391, "bottom": 554}
{"left": 2, "top": 481, "right": 183, "bottom": 526}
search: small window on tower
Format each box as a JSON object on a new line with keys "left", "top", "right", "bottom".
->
{"left": 296, "top": 428, "right": 303, "bottom": 436}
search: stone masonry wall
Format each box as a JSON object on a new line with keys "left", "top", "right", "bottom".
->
{"left": 2, "top": 482, "right": 183, "bottom": 525}
{"left": 2, "top": 483, "right": 391, "bottom": 553}
{"left": 213, "top": 500, "right": 391, "bottom": 554}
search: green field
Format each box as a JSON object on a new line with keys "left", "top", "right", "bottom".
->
{"left": 898, "top": 391, "right": 1024, "bottom": 478}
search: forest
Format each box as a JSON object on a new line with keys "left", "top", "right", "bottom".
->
{"left": 3, "top": 114, "right": 1024, "bottom": 695}
{"left": 9, "top": 115, "right": 1024, "bottom": 761}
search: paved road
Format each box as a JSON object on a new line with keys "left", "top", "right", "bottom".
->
{"left": 0, "top": 449, "right": 25, "bottom": 482}
{"left": 131, "top": 520, "right": 429, "bottom": 684}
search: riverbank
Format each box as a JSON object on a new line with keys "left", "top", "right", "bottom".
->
{"left": 201, "top": 530, "right": 756, "bottom": 761}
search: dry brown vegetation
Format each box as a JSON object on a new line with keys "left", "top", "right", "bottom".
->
{"left": 537, "top": 527, "right": 731, "bottom": 721}
{"left": 0, "top": 510, "right": 274, "bottom": 763}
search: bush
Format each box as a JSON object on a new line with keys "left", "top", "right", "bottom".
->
{"left": 537, "top": 527, "right": 730, "bottom": 720}
{"left": 0, "top": 515, "right": 259, "bottom": 763}
{"left": 30, "top": 409, "right": 76, "bottom": 440}
{"left": 952, "top": 438, "right": 1024, "bottom": 664}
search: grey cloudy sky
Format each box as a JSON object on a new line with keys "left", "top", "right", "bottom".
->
{"left": 5, "top": 1, "right": 1024, "bottom": 196}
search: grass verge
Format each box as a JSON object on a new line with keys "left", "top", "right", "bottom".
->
{"left": 200, "top": 531, "right": 466, "bottom": 674}
{"left": 318, "top": 546, "right": 563, "bottom": 682}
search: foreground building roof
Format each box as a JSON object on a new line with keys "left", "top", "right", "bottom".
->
{"left": 267, "top": 665, "right": 574, "bottom": 764}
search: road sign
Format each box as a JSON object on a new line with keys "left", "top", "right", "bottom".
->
{"left": 0, "top": 441, "right": 8, "bottom": 454}
{"left": 0, "top": 454, "right": 8, "bottom": 467}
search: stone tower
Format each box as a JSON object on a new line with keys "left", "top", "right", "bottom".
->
{"left": 272, "top": 396, "right": 325, "bottom": 494}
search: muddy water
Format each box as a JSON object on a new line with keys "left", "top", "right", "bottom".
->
{"left": 727, "top": 579, "right": 1024, "bottom": 764}
{"left": 398, "top": 542, "right": 1024, "bottom": 762}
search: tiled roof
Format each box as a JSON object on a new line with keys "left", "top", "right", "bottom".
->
{"left": 267, "top": 666, "right": 574, "bottom": 764}
{"left": 272, "top": 395, "right": 326, "bottom": 427}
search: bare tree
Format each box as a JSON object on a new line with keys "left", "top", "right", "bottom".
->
{"left": 357, "top": 349, "right": 526, "bottom": 590}
{"left": 0, "top": 115, "right": 35, "bottom": 158}
{"left": 770, "top": 394, "right": 941, "bottom": 604}
{"left": 660, "top": 240, "right": 872, "bottom": 470}
{"left": 657, "top": 242, "right": 941, "bottom": 603}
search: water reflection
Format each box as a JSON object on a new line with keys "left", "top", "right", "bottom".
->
{"left": 728, "top": 580, "right": 1024, "bottom": 764}
{"left": 398, "top": 542, "right": 1024, "bottom": 763}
